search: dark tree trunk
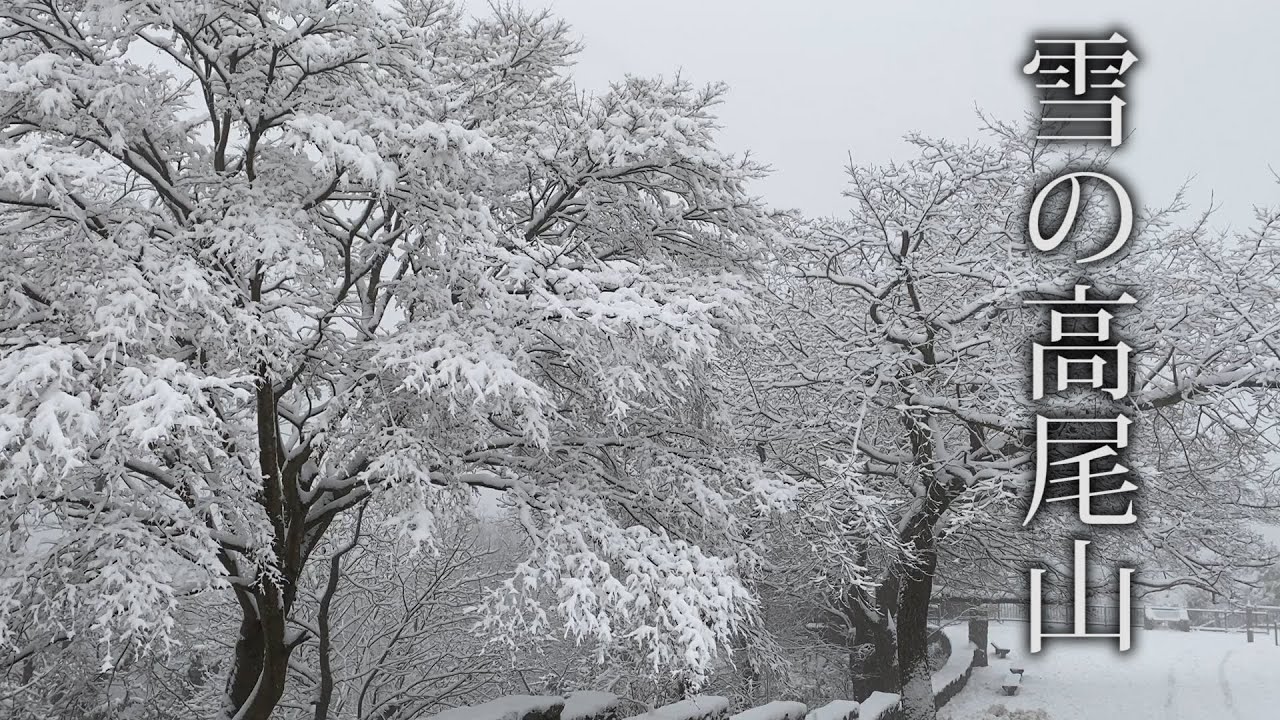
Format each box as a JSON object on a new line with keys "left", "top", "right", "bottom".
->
{"left": 896, "top": 538, "right": 938, "bottom": 720}
{"left": 226, "top": 610, "right": 265, "bottom": 712}
{"left": 226, "top": 583, "right": 293, "bottom": 720}
{"left": 314, "top": 508, "right": 365, "bottom": 720}
{"left": 845, "top": 576, "right": 901, "bottom": 702}
{"left": 225, "top": 379, "right": 305, "bottom": 720}
{"left": 894, "top": 478, "right": 949, "bottom": 720}
{"left": 850, "top": 617, "right": 899, "bottom": 702}
{"left": 891, "top": 399, "right": 955, "bottom": 720}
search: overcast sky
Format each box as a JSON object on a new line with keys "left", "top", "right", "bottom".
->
{"left": 503, "top": 0, "right": 1280, "bottom": 231}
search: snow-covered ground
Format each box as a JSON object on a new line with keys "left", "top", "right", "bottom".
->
{"left": 940, "top": 621, "right": 1280, "bottom": 720}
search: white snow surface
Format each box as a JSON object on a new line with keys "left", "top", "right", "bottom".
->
{"left": 729, "top": 700, "right": 807, "bottom": 720}
{"left": 940, "top": 621, "right": 1280, "bottom": 719}
{"left": 858, "top": 692, "right": 902, "bottom": 720}
{"left": 934, "top": 624, "right": 979, "bottom": 693}
{"left": 801, "top": 700, "right": 859, "bottom": 720}
{"left": 629, "top": 695, "right": 731, "bottom": 720}
{"left": 425, "top": 695, "right": 563, "bottom": 720}
{"left": 563, "top": 691, "right": 620, "bottom": 720}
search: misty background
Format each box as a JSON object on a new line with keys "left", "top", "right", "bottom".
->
{"left": 503, "top": 0, "right": 1280, "bottom": 228}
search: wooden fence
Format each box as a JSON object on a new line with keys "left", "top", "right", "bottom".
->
{"left": 932, "top": 600, "right": 1280, "bottom": 638}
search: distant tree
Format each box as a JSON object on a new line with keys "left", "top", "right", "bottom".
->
{"left": 738, "top": 121, "right": 1280, "bottom": 719}
{"left": 282, "top": 506, "right": 506, "bottom": 720}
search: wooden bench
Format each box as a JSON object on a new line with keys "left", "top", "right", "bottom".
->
{"left": 1009, "top": 666, "right": 1025, "bottom": 677}
{"left": 1001, "top": 671, "right": 1023, "bottom": 696}
{"left": 990, "top": 642, "right": 1011, "bottom": 659}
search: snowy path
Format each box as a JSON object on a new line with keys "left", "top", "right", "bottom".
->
{"left": 940, "top": 622, "right": 1280, "bottom": 719}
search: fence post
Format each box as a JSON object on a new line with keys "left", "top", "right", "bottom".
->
{"left": 968, "top": 609, "right": 989, "bottom": 668}
{"left": 1247, "top": 606, "right": 1255, "bottom": 643}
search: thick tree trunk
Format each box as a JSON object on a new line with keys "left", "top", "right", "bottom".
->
{"left": 890, "top": 400, "right": 955, "bottom": 720}
{"left": 226, "top": 586, "right": 293, "bottom": 720}
{"left": 895, "top": 528, "right": 939, "bottom": 720}
{"left": 226, "top": 611, "right": 265, "bottom": 713}
{"left": 225, "top": 379, "right": 303, "bottom": 719}
{"left": 843, "top": 572, "right": 902, "bottom": 702}
{"left": 848, "top": 606, "right": 899, "bottom": 702}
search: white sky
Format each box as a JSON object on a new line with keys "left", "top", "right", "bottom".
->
{"left": 506, "top": 0, "right": 1280, "bottom": 230}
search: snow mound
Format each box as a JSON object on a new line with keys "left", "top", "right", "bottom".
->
{"left": 564, "top": 691, "right": 620, "bottom": 720}
{"left": 627, "top": 696, "right": 731, "bottom": 720}
{"left": 858, "top": 693, "right": 901, "bottom": 720}
{"left": 802, "top": 700, "right": 859, "bottom": 720}
{"left": 729, "top": 700, "right": 808, "bottom": 720}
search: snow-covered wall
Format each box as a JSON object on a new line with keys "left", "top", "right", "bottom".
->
{"left": 802, "top": 694, "right": 904, "bottom": 720}
{"left": 564, "top": 692, "right": 622, "bottom": 720}
{"left": 729, "top": 700, "right": 807, "bottom": 720}
{"left": 426, "top": 695, "right": 566, "bottom": 720}
{"left": 626, "top": 695, "right": 731, "bottom": 720}
{"left": 416, "top": 642, "right": 980, "bottom": 720}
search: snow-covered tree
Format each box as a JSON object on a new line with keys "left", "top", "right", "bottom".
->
{"left": 0, "top": 2, "right": 794, "bottom": 717}
{"left": 738, "top": 122, "right": 1280, "bottom": 719}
